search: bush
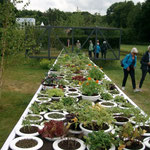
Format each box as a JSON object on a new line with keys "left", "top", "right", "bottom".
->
{"left": 40, "top": 59, "right": 50, "bottom": 69}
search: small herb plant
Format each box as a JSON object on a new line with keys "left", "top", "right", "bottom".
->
{"left": 118, "top": 122, "right": 145, "bottom": 150}
{"left": 81, "top": 78, "right": 100, "bottom": 96}
{"left": 85, "top": 131, "right": 118, "bottom": 150}
{"left": 88, "top": 66, "right": 104, "bottom": 80}
{"left": 114, "top": 96, "right": 127, "bottom": 103}
{"left": 29, "top": 102, "right": 48, "bottom": 114}
{"left": 52, "top": 64, "right": 60, "bottom": 71}
{"left": 78, "top": 103, "right": 114, "bottom": 128}
{"left": 100, "top": 92, "right": 113, "bottom": 100}
{"left": 46, "top": 88, "right": 64, "bottom": 97}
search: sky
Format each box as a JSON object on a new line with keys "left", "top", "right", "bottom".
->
{"left": 16, "top": 0, "right": 145, "bottom": 15}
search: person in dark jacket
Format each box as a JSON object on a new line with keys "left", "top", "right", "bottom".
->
{"left": 138, "top": 46, "right": 150, "bottom": 91}
{"left": 122, "top": 47, "right": 138, "bottom": 92}
{"left": 101, "top": 41, "right": 107, "bottom": 59}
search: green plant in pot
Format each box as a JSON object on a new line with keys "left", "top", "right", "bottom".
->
{"left": 85, "top": 131, "right": 118, "bottom": 150}
{"left": 51, "top": 64, "right": 60, "bottom": 71}
{"left": 78, "top": 104, "right": 114, "bottom": 135}
{"left": 81, "top": 78, "right": 101, "bottom": 96}
{"left": 88, "top": 66, "right": 104, "bottom": 80}
{"left": 117, "top": 122, "right": 146, "bottom": 150}
{"left": 46, "top": 88, "right": 64, "bottom": 98}
{"left": 100, "top": 92, "right": 113, "bottom": 101}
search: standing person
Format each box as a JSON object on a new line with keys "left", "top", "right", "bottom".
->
{"left": 95, "top": 43, "right": 101, "bottom": 58}
{"left": 76, "top": 40, "right": 81, "bottom": 50}
{"left": 138, "top": 46, "right": 150, "bottom": 91}
{"left": 122, "top": 48, "right": 138, "bottom": 92}
{"left": 101, "top": 41, "right": 107, "bottom": 59}
{"left": 88, "top": 40, "right": 93, "bottom": 58}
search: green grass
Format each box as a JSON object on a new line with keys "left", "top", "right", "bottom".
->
{"left": 121, "top": 44, "right": 148, "bottom": 55}
{"left": 0, "top": 52, "right": 54, "bottom": 148}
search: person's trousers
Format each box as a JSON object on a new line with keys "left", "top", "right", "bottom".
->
{"left": 122, "top": 68, "right": 136, "bottom": 89}
{"left": 96, "top": 53, "right": 99, "bottom": 58}
{"left": 139, "top": 69, "right": 150, "bottom": 88}
{"left": 89, "top": 51, "right": 92, "bottom": 58}
{"left": 101, "top": 52, "right": 106, "bottom": 59}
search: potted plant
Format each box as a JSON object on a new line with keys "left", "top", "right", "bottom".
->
{"left": 29, "top": 102, "right": 48, "bottom": 115}
{"left": 118, "top": 122, "right": 145, "bottom": 150}
{"left": 78, "top": 104, "right": 114, "bottom": 136}
{"left": 88, "top": 66, "right": 104, "bottom": 80}
{"left": 46, "top": 88, "right": 64, "bottom": 100}
{"left": 25, "top": 114, "right": 43, "bottom": 124}
{"left": 81, "top": 77, "right": 101, "bottom": 101}
{"left": 15, "top": 118, "right": 43, "bottom": 137}
{"left": 85, "top": 131, "right": 118, "bottom": 150}
{"left": 38, "top": 120, "right": 68, "bottom": 141}
{"left": 100, "top": 92, "right": 113, "bottom": 101}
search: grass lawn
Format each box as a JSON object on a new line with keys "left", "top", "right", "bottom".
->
{"left": 0, "top": 52, "right": 54, "bottom": 148}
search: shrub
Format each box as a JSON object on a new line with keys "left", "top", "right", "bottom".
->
{"left": 40, "top": 59, "right": 50, "bottom": 69}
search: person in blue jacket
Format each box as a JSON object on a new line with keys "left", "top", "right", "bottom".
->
{"left": 95, "top": 42, "right": 101, "bottom": 58}
{"left": 122, "top": 48, "right": 138, "bottom": 92}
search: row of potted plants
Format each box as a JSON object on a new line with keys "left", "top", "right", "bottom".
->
{"left": 8, "top": 51, "right": 150, "bottom": 150}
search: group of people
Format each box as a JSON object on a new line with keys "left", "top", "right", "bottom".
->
{"left": 88, "top": 40, "right": 108, "bottom": 59}
{"left": 75, "top": 40, "right": 108, "bottom": 59}
{"left": 122, "top": 46, "right": 150, "bottom": 92}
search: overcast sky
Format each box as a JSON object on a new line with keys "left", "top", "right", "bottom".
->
{"left": 16, "top": 0, "right": 145, "bottom": 15}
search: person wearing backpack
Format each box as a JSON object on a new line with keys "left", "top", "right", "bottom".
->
{"left": 121, "top": 48, "right": 138, "bottom": 92}
{"left": 138, "top": 45, "right": 150, "bottom": 91}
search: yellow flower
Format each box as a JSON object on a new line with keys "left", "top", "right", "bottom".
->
{"left": 88, "top": 77, "right": 92, "bottom": 81}
{"left": 71, "top": 117, "right": 78, "bottom": 123}
{"left": 100, "top": 67, "right": 103, "bottom": 70}
{"left": 79, "top": 82, "right": 82, "bottom": 86}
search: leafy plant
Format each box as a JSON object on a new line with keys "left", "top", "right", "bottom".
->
{"left": 81, "top": 78, "right": 101, "bottom": 96}
{"left": 103, "top": 79, "right": 116, "bottom": 90}
{"left": 52, "top": 64, "right": 60, "bottom": 71}
{"left": 29, "top": 102, "right": 48, "bottom": 114}
{"left": 85, "top": 131, "right": 118, "bottom": 150}
{"left": 100, "top": 92, "right": 113, "bottom": 100}
{"left": 114, "top": 96, "right": 127, "bottom": 103}
{"left": 46, "top": 88, "right": 64, "bottom": 97}
{"left": 118, "top": 122, "right": 145, "bottom": 150}
{"left": 60, "top": 97, "right": 77, "bottom": 106}
{"left": 78, "top": 103, "right": 114, "bottom": 128}
{"left": 38, "top": 120, "right": 68, "bottom": 138}
{"left": 88, "top": 66, "right": 104, "bottom": 80}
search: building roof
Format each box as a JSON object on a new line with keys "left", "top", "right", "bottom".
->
{"left": 16, "top": 18, "right": 35, "bottom": 23}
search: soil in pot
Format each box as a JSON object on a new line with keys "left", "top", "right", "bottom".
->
{"left": 101, "top": 102, "right": 114, "bottom": 106}
{"left": 25, "top": 116, "right": 41, "bottom": 121}
{"left": 68, "top": 93, "right": 79, "bottom": 96}
{"left": 15, "top": 139, "right": 38, "bottom": 148}
{"left": 84, "top": 122, "right": 109, "bottom": 131}
{"left": 20, "top": 126, "right": 38, "bottom": 134}
{"left": 114, "top": 116, "right": 128, "bottom": 122}
{"left": 58, "top": 139, "right": 80, "bottom": 150}
{"left": 48, "top": 113, "right": 64, "bottom": 119}
{"left": 125, "top": 140, "right": 143, "bottom": 149}
{"left": 70, "top": 123, "right": 82, "bottom": 131}
{"left": 69, "top": 88, "right": 77, "bottom": 92}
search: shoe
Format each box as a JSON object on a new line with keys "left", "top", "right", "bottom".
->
{"left": 121, "top": 87, "right": 125, "bottom": 90}
{"left": 136, "top": 88, "right": 142, "bottom": 92}
{"left": 133, "top": 89, "right": 139, "bottom": 92}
